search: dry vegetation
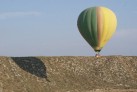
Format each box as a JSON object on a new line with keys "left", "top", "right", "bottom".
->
{"left": 0, "top": 56, "right": 137, "bottom": 92}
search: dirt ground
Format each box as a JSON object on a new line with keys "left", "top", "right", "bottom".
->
{"left": 0, "top": 56, "right": 137, "bottom": 92}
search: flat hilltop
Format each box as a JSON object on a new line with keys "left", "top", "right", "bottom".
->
{"left": 1, "top": 56, "right": 137, "bottom": 92}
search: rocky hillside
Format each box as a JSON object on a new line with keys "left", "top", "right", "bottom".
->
{"left": 0, "top": 56, "right": 137, "bottom": 92}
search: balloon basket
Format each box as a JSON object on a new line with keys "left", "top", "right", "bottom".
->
{"left": 95, "top": 52, "right": 101, "bottom": 57}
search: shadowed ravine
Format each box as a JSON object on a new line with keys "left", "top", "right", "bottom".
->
{"left": 0, "top": 56, "right": 137, "bottom": 92}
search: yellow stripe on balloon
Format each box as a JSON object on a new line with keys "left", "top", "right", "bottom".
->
{"left": 99, "top": 7, "right": 117, "bottom": 48}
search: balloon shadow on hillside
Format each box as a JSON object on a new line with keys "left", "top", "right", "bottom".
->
{"left": 11, "top": 57, "right": 50, "bottom": 81}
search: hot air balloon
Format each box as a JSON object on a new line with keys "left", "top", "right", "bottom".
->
{"left": 77, "top": 6, "right": 117, "bottom": 57}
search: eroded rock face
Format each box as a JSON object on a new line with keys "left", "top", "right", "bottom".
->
{"left": 0, "top": 56, "right": 137, "bottom": 92}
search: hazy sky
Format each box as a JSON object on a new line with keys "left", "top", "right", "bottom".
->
{"left": 0, "top": 0, "right": 137, "bottom": 56}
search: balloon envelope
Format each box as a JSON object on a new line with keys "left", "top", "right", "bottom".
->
{"left": 77, "top": 7, "right": 117, "bottom": 52}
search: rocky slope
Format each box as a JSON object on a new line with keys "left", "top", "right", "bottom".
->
{"left": 0, "top": 56, "right": 137, "bottom": 92}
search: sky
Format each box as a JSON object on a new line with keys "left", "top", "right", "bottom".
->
{"left": 0, "top": 0, "right": 137, "bottom": 56}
